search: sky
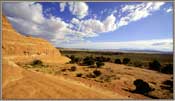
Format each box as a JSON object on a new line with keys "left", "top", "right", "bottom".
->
{"left": 2, "top": 1, "right": 173, "bottom": 51}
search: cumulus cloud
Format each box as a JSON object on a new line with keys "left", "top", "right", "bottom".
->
{"left": 71, "top": 14, "right": 117, "bottom": 37}
{"left": 60, "top": 2, "right": 88, "bottom": 19}
{"left": 3, "top": 2, "right": 44, "bottom": 24}
{"left": 118, "top": 2, "right": 165, "bottom": 28}
{"left": 60, "top": 2, "right": 66, "bottom": 12}
{"left": 68, "top": 2, "right": 88, "bottom": 19}
{"left": 3, "top": 2, "right": 117, "bottom": 44}
{"left": 166, "top": 8, "right": 172, "bottom": 13}
{"left": 3, "top": 2, "right": 81, "bottom": 43}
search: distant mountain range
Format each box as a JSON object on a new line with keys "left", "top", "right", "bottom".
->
{"left": 57, "top": 47, "right": 173, "bottom": 54}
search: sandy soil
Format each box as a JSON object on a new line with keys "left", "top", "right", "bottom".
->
{"left": 2, "top": 57, "right": 128, "bottom": 99}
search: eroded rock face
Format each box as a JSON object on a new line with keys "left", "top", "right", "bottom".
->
{"left": 2, "top": 15, "right": 70, "bottom": 64}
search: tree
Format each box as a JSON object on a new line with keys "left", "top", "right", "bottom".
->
{"left": 115, "top": 59, "right": 121, "bottom": 64}
{"left": 149, "top": 60, "right": 161, "bottom": 71}
{"left": 96, "top": 61, "right": 104, "bottom": 68}
{"left": 161, "top": 64, "right": 173, "bottom": 74}
{"left": 123, "top": 58, "right": 130, "bottom": 64}
{"left": 69, "top": 55, "right": 80, "bottom": 64}
{"left": 83, "top": 56, "right": 95, "bottom": 66}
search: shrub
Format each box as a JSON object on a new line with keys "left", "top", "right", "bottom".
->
{"left": 96, "top": 61, "right": 104, "bottom": 68}
{"left": 163, "top": 80, "right": 173, "bottom": 87}
{"left": 70, "top": 66, "right": 76, "bottom": 71}
{"left": 74, "top": 57, "right": 80, "bottom": 63}
{"left": 31, "top": 59, "right": 43, "bottom": 66}
{"left": 133, "top": 79, "right": 153, "bottom": 94}
{"left": 83, "top": 56, "right": 95, "bottom": 66}
{"left": 162, "top": 80, "right": 173, "bottom": 92}
{"left": 149, "top": 60, "right": 161, "bottom": 71}
{"left": 93, "top": 70, "right": 101, "bottom": 77}
{"left": 76, "top": 73, "right": 82, "bottom": 77}
{"left": 123, "top": 58, "right": 130, "bottom": 64}
{"left": 95, "top": 56, "right": 110, "bottom": 62}
{"left": 161, "top": 64, "right": 173, "bottom": 74}
{"left": 69, "top": 55, "right": 80, "bottom": 64}
{"left": 115, "top": 59, "right": 121, "bottom": 64}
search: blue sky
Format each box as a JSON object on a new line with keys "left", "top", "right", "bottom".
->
{"left": 2, "top": 2, "right": 173, "bottom": 51}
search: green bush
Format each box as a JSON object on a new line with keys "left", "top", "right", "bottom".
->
{"left": 115, "top": 59, "right": 121, "bottom": 64}
{"left": 83, "top": 56, "right": 95, "bottom": 66}
{"left": 123, "top": 58, "right": 130, "bottom": 64}
{"left": 93, "top": 70, "right": 101, "bottom": 77}
{"left": 96, "top": 61, "right": 104, "bottom": 68}
{"left": 161, "top": 64, "right": 173, "bottom": 74}
{"left": 76, "top": 73, "right": 82, "bottom": 77}
{"left": 69, "top": 55, "right": 80, "bottom": 64}
{"left": 162, "top": 80, "right": 173, "bottom": 92}
{"left": 31, "top": 59, "right": 43, "bottom": 66}
{"left": 149, "top": 60, "right": 161, "bottom": 71}
{"left": 95, "top": 56, "right": 111, "bottom": 62}
{"left": 133, "top": 79, "right": 153, "bottom": 94}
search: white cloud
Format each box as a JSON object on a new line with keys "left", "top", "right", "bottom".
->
{"left": 3, "top": 2, "right": 118, "bottom": 44}
{"left": 3, "top": 2, "right": 44, "bottom": 24}
{"left": 166, "top": 8, "right": 172, "bottom": 13}
{"left": 118, "top": 2, "right": 165, "bottom": 28}
{"left": 71, "top": 14, "right": 117, "bottom": 37}
{"left": 61, "top": 39, "right": 173, "bottom": 51}
{"left": 111, "top": 9, "right": 117, "bottom": 14}
{"left": 3, "top": 2, "right": 83, "bottom": 44}
{"left": 67, "top": 2, "right": 88, "bottom": 19}
{"left": 71, "top": 18, "right": 80, "bottom": 25}
{"left": 60, "top": 2, "right": 66, "bottom": 12}
{"left": 103, "top": 14, "right": 117, "bottom": 32}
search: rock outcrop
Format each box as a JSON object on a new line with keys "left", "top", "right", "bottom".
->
{"left": 2, "top": 15, "right": 70, "bottom": 64}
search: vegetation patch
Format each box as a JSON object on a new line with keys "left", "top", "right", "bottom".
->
{"left": 161, "top": 64, "right": 173, "bottom": 74}
{"left": 96, "top": 61, "right": 104, "bottom": 68}
{"left": 149, "top": 60, "right": 161, "bottom": 71}
{"left": 76, "top": 73, "right": 83, "bottom": 77}
{"left": 115, "top": 58, "right": 122, "bottom": 64}
{"left": 93, "top": 70, "right": 102, "bottom": 77}
{"left": 123, "top": 58, "right": 130, "bottom": 64}
{"left": 133, "top": 79, "right": 154, "bottom": 95}
{"left": 31, "top": 59, "right": 43, "bottom": 66}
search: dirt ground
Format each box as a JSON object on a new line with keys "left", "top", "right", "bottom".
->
{"left": 2, "top": 49, "right": 173, "bottom": 99}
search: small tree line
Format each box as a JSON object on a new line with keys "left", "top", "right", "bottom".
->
{"left": 67, "top": 55, "right": 173, "bottom": 74}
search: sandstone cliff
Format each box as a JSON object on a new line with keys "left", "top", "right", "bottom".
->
{"left": 2, "top": 15, "right": 70, "bottom": 64}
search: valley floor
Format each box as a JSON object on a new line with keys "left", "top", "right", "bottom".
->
{"left": 2, "top": 56, "right": 173, "bottom": 99}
